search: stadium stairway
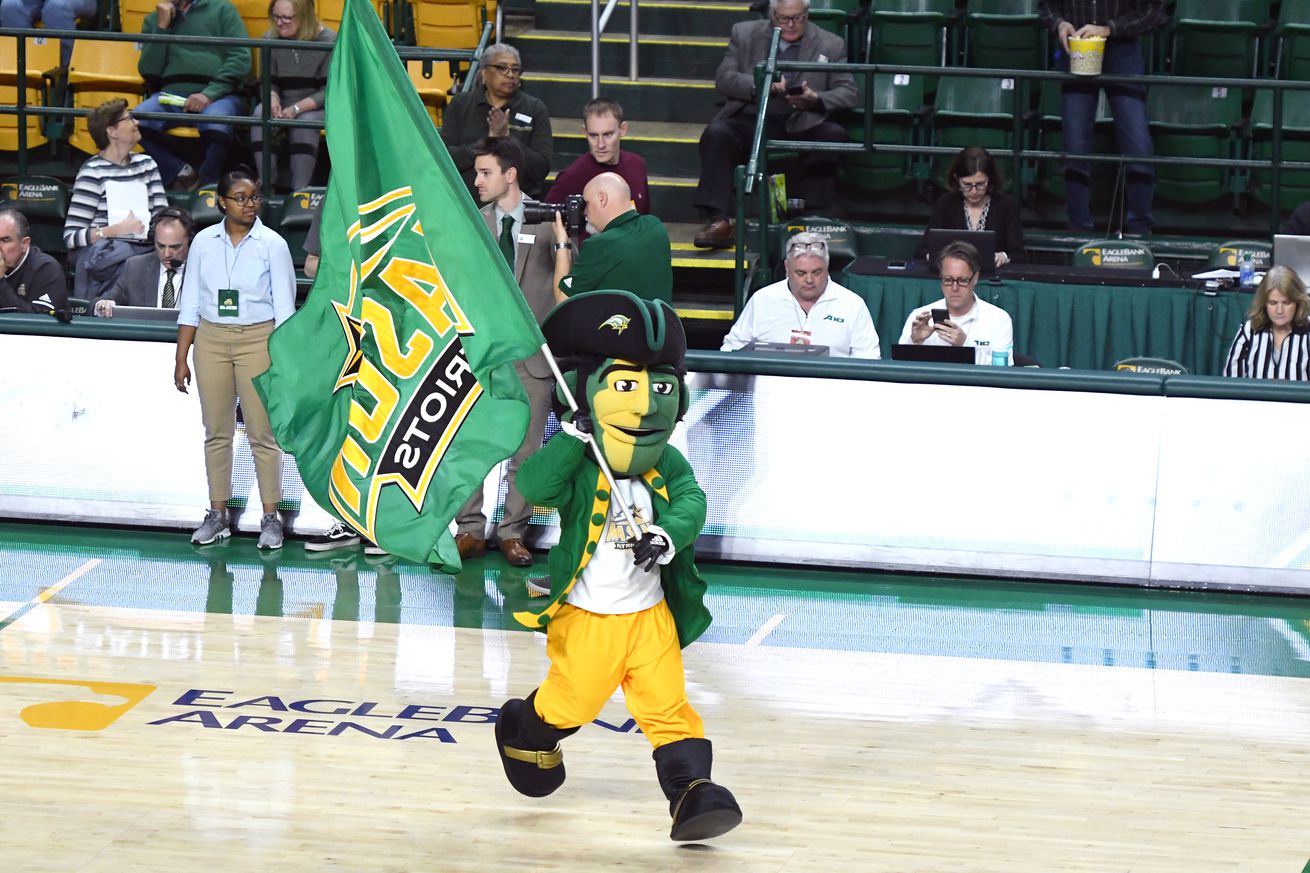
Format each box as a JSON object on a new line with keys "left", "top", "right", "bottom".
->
{"left": 511, "top": 0, "right": 752, "bottom": 346}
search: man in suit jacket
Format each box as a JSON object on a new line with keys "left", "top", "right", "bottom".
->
{"left": 694, "top": 0, "right": 859, "bottom": 248}
{"left": 94, "top": 207, "right": 195, "bottom": 317}
{"left": 454, "top": 137, "right": 558, "bottom": 567}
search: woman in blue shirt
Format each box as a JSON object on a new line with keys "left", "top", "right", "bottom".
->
{"left": 173, "top": 167, "right": 297, "bottom": 549}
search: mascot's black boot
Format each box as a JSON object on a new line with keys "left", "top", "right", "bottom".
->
{"left": 653, "top": 738, "right": 743, "bottom": 841}
{"left": 495, "top": 690, "right": 579, "bottom": 797}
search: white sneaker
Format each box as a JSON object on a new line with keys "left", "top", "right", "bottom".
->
{"left": 257, "top": 513, "right": 284, "bottom": 550}
{"left": 191, "top": 509, "right": 230, "bottom": 545}
{"left": 306, "top": 521, "right": 361, "bottom": 553}
{"left": 363, "top": 541, "right": 388, "bottom": 557}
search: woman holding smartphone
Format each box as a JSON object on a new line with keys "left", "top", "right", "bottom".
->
{"left": 173, "top": 167, "right": 297, "bottom": 548}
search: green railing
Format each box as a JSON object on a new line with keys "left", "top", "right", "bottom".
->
{"left": 0, "top": 22, "right": 492, "bottom": 197}
{"left": 732, "top": 37, "right": 1310, "bottom": 306}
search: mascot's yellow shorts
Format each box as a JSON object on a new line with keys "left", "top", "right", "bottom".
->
{"left": 534, "top": 599, "right": 704, "bottom": 749}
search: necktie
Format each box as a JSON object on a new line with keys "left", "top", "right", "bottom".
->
{"left": 499, "top": 214, "right": 516, "bottom": 268}
{"left": 162, "top": 268, "right": 177, "bottom": 308}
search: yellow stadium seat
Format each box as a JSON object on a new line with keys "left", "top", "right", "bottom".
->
{"left": 412, "top": 0, "right": 484, "bottom": 49}
{"left": 407, "top": 58, "right": 453, "bottom": 127}
{"left": 0, "top": 36, "right": 60, "bottom": 151}
{"left": 66, "top": 39, "right": 145, "bottom": 155}
{"left": 118, "top": 0, "right": 158, "bottom": 34}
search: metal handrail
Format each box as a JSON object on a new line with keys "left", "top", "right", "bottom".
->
{"left": 589, "top": 0, "right": 638, "bottom": 98}
{"left": 0, "top": 26, "right": 481, "bottom": 193}
{"left": 736, "top": 41, "right": 1310, "bottom": 291}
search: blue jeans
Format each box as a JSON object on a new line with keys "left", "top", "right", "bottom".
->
{"left": 1057, "top": 37, "right": 1155, "bottom": 235}
{"left": 0, "top": 0, "right": 98, "bottom": 66}
{"left": 136, "top": 93, "right": 246, "bottom": 185}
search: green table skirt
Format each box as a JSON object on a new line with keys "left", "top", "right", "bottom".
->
{"left": 839, "top": 271, "right": 1249, "bottom": 375}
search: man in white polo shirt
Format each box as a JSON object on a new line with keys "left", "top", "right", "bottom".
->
{"left": 900, "top": 240, "right": 1013, "bottom": 365}
{"left": 720, "top": 231, "right": 881, "bottom": 358}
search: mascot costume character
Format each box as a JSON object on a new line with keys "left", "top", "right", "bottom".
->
{"left": 493, "top": 290, "right": 742, "bottom": 842}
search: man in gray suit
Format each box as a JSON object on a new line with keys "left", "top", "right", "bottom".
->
{"left": 454, "top": 137, "right": 559, "bottom": 567}
{"left": 93, "top": 207, "right": 195, "bottom": 317}
{"left": 693, "top": 0, "right": 859, "bottom": 248}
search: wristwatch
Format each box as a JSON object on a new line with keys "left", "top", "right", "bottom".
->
{"left": 553, "top": 242, "right": 572, "bottom": 252}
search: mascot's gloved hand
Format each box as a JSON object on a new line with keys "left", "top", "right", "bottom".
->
{"left": 632, "top": 524, "right": 675, "bottom": 571}
{"left": 560, "top": 413, "right": 593, "bottom": 444}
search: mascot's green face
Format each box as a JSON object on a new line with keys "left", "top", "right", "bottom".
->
{"left": 584, "top": 356, "right": 683, "bottom": 475}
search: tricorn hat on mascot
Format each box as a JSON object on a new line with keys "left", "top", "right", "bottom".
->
{"left": 542, "top": 290, "right": 687, "bottom": 368}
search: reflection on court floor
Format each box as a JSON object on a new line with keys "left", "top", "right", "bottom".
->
{"left": 3, "top": 522, "right": 1310, "bottom": 872}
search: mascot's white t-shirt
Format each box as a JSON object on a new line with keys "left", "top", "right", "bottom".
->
{"left": 567, "top": 478, "right": 664, "bottom": 615}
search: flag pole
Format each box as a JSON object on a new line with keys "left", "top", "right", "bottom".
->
{"left": 539, "top": 342, "right": 643, "bottom": 535}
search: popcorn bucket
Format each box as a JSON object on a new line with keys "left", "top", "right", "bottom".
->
{"left": 1069, "top": 36, "right": 1106, "bottom": 75}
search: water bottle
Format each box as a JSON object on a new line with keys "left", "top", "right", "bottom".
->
{"left": 1239, "top": 252, "right": 1255, "bottom": 288}
{"left": 992, "top": 343, "right": 1011, "bottom": 367}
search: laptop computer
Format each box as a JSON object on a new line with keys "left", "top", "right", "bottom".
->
{"left": 890, "top": 343, "right": 976, "bottom": 364}
{"left": 108, "top": 305, "right": 181, "bottom": 322}
{"left": 738, "top": 341, "right": 830, "bottom": 357}
{"left": 1272, "top": 235, "right": 1310, "bottom": 282}
{"left": 924, "top": 228, "right": 998, "bottom": 273}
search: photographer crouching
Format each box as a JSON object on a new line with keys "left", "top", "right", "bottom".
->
{"left": 552, "top": 172, "right": 673, "bottom": 304}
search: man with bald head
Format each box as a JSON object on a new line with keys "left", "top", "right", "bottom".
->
{"left": 552, "top": 171, "right": 673, "bottom": 304}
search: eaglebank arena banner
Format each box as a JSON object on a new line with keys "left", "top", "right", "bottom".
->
{"left": 3, "top": 333, "right": 1310, "bottom": 593}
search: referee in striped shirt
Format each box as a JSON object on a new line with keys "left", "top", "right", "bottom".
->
{"left": 1224, "top": 266, "right": 1310, "bottom": 380}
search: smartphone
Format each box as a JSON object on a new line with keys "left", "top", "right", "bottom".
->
{"left": 931, "top": 308, "right": 949, "bottom": 324}
{"left": 785, "top": 84, "right": 804, "bottom": 96}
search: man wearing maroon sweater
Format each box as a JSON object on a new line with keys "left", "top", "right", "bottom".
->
{"left": 544, "top": 97, "right": 650, "bottom": 221}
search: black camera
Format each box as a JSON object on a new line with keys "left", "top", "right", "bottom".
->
{"left": 523, "top": 194, "right": 585, "bottom": 237}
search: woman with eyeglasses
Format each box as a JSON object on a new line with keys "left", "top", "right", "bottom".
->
{"left": 249, "top": 0, "right": 336, "bottom": 191}
{"left": 64, "top": 99, "right": 168, "bottom": 295}
{"left": 439, "top": 42, "right": 553, "bottom": 198}
{"left": 1223, "top": 266, "right": 1310, "bottom": 380}
{"left": 914, "top": 146, "right": 1026, "bottom": 269}
{"left": 174, "top": 167, "right": 297, "bottom": 550}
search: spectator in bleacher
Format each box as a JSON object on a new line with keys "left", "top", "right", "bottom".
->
{"left": 1223, "top": 266, "right": 1310, "bottom": 380}
{"left": 900, "top": 241, "right": 1013, "bottom": 365}
{"left": 1282, "top": 201, "right": 1310, "bottom": 236}
{"left": 440, "top": 43, "right": 553, "bottom": 199}
{"left": 0, "top": 0, "right": 95, "bottom": 66}
{"left": 93, "top": 206, "right": 194, "bottom": 316}
{"left": 137, "top": 0, "right": 252, "bottom": 192}
{"left": 721, "top": 231, "right": 880, "bottom": 357}
{"left": 173, "top": 167, "right": 296, "bottom": 550}
{"left": 248, "top": 0, "right": 336, "bottom": 192}
{"left": 302, "top": 196, "right": 321, "bottom": 277}
{"left": 914, "top": 146, "right": 1026, "bottom": 268}
{"left": 64, "top": 99, "right": 169, "bottom": 297}
{"left": 552, "top": 172, "right": 673, "bottom": 304}
{"left": 0, "top": 207, "right": 68, "bottom": 317}
{"left": 1039, "top": 0, "right": 1168, "bottom": 237}
{"left": 545, "top": 97, "right": 650, "bottom": 219}
{"left": 693, "top": 0, "right": 859, "bottom": 249}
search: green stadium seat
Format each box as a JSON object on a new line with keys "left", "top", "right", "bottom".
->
{"left": 1146, "top": 83, "right": 1242, "bottom": 205}
{"left": 189, "top": 186, "right": 223, "bottom": 232}
{"left": 931, "top": 76, "right": 1029, "bottom": 190}
{"left": 841, "top": 73, "right": 929, "bottom": 193}
{"left": 963, "top": 0, "right": 1045, "bottom": 71}
{"left": 1207, "top": 241, "right": 1272, "bottom": 270}
{"left": 1272, "top": 0, "right": 1310, "bottom": 79}
{"left": 808, "top": 0, "right": 868, "bottom": 61}
{"left": 1074, "top": 239, "right": 1154, "bottom": 270}
{"left": 0, "top": 175, "right": 70, "bottom": 256}
{"left": 1168, "top": 0, "right": 1268, "bottom": 79}
{"left": 277, "top": 187, "right": 326, "bottom": 270}
{"left": 869, "top": 0, "right": 957, "bottom": 68}
{"left": 1248, "top": 88, "right": 1310, "bottom": 212}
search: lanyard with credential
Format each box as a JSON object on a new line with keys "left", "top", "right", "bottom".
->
{"left": 217, "top": 233, "right": 247, "bottom": 318}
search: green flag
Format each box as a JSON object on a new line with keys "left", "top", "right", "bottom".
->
{"left": 255, "top": 0, "right": 544, "bottom": 567}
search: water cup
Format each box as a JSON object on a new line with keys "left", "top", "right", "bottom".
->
{"left": 1069, "top": 36, "right": 1106, "bottom": 76}
{"left": 991, "top": 349, "right": 1009, "bottom": 367}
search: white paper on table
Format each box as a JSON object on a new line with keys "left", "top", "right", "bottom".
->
{"left": 104, "top": 180, "right": 150, "bottom": 240}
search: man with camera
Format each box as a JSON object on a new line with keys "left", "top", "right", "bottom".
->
{"left": 721, "top": 231, "right": 879, "bottom": 358}
{"left": 899, "top": 241, "right": 1013, "bottom": 365}
{"left": 453, "top": 138, "right": 558, "bottom": 565}
{"left": 553, "top": 172, "right": 673, "bottom": 304}
{"left": 94, "top": 207, "right": 194, "bottom": 317}
{"left": 693, "top": 0, "right": 859, "bottom": 249}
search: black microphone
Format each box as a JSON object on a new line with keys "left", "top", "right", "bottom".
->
{"left": 166, "top": 258, "right": 184, "bottom": 270}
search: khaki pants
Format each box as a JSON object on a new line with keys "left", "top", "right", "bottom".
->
{"left": 194, "top": 319, "right": 282, "bottom": 504}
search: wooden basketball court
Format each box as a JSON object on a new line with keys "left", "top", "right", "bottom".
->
{"left": 3, "top": 521, "right": 1309, "bottom": 871}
